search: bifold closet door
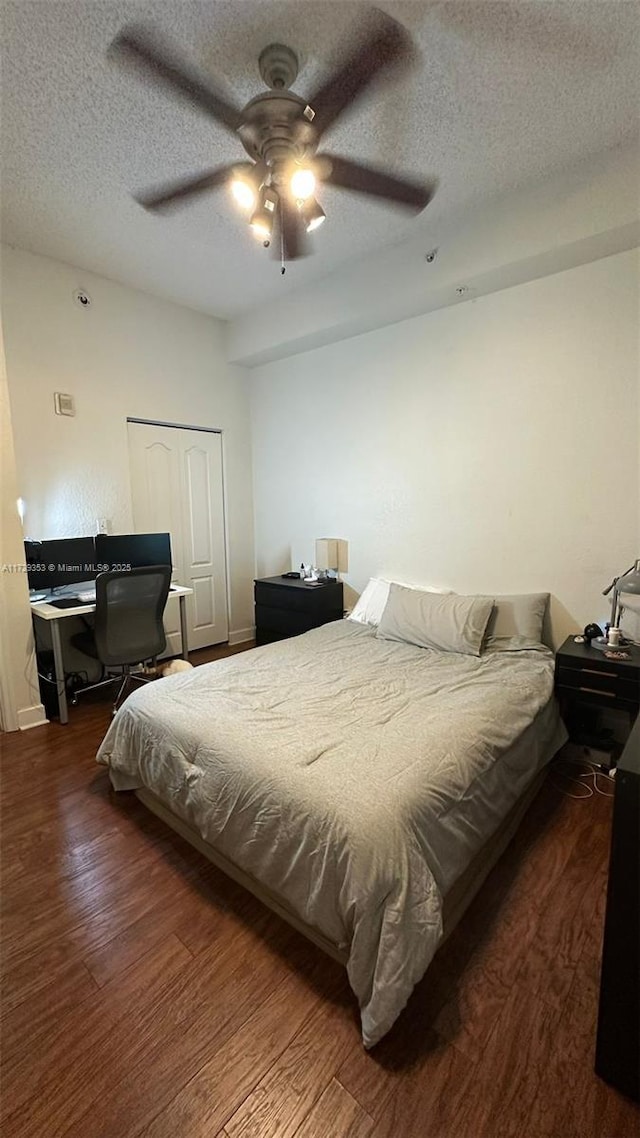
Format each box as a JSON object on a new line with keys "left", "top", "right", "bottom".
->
{"left": 127, "top": 422, "right": 229, "bottom": 652}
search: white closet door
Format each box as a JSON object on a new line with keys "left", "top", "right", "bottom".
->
{"left": 127, "top": 422, "right": 228, "bottom": 653}
{"left": 177, "top": 428, "right": 228, "bottom": 649}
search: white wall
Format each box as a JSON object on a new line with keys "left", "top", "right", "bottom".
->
{"left": 250, "top": 249, "right": 639, "bottom": 648}
{"left": 1, "top": 245, "right": 255, "bottom": 637}
{"left": 0, "top": 319, "right": 46, "bottom": 730}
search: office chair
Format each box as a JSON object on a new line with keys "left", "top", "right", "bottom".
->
{"left": 71, "top": 565, "right": 172, "bottom": 713}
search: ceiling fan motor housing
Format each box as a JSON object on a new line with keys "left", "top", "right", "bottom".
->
{"left": 237, "top": 90, "right": 316, "bottom": 169}
{"left": 258, "top": 43, "right": 299, "bottom": 90}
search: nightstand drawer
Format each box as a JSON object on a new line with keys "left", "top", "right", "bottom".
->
{"left": 557, "top": 664, "right": 639, "bottom": 703}
{"left": 254, "top": 580, "right": 342, "bottom": 615}
{"left": 556, "top": 687, "right": 638, "bottom": 714}
{"left": 255, "top": 603, "right": 328, "bottom": 638}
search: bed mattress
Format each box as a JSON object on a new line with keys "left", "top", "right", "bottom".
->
{"left": 97, "top": 619, "right": 565, "bottom": 1047}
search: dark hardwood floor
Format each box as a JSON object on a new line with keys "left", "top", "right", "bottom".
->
{"left": 1, "top": 643, "right": 638, "bottom": 1138}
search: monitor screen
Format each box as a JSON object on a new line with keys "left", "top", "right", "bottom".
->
{"left": 95, "top": 532, "right": 172, "bottom": 572}
{"left": 26, "top": 537, "right": 97, "bottom": 591}
{"left": 24, "top": 540, "right": 49, "bottom": 591}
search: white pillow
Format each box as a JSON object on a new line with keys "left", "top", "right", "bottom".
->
{"left": 376, "top": 584, "right": 494, "bottom": 657}
{"left": 348, "top": 576, "right": 450, "bottom": 626}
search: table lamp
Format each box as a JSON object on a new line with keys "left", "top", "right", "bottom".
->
{"left": 315, "top": 538, "right": 348, "bottom": 579}
{"left": 602, "top": 559, "right": 640, "bottom": 639}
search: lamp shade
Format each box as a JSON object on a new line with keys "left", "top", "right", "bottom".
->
{"left": 315, "top": 538, "right": 348, "bottom": 573}
{"left": 617, "top": 566, "right": 640, "bottom": 595}
{"left": 315, "top": 538, "right": 338, "bottom": 571}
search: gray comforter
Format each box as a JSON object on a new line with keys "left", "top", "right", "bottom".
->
{"left": 97, "top": 620, "right": 564, "bottom": 1047}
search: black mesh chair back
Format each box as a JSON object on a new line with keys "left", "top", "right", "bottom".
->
{"left": 94, "top": 566, "right": 171, "bottom": 667}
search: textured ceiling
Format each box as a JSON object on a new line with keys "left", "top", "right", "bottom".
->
{"left": 1, "top": 1, "right": 638, "bottom": 320}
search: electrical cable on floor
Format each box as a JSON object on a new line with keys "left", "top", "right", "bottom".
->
{"left": 550, "top": 756, "right": 616, "bottom": 799}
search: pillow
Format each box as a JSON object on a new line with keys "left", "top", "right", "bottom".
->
{"left": 348, "top": 576, "right": 450, "bottom": 627}
{"left": 483, "top": 593, "right": 549, "bottom": 651}
{"left": 376, "top": 584, "right": 494, "bottom": 656}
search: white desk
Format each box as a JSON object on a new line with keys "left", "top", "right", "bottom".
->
{"left": 31, "top": 585, "right": 193, "bottom": 725}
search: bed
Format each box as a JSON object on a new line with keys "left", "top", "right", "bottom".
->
{"left": 97, "top": 590, "right": 566, "bottom": 1048}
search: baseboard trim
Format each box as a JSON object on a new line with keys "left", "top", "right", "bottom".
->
{"left": 17, "top": 703, "right": 48, "bottom": 730}
{"left": 228, "top": 627, "right": 255, "bottom": 646}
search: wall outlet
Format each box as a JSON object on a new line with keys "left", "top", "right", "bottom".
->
{"left": 96, "top": 518, "right": 110, "bottom": 534}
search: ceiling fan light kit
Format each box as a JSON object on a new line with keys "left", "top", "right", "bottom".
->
{"left": 289, "top": 166, "right": 316, "bottom": 201}
{"left": 250, "top": 185, "right": 279, "bottom": 241}
{"left": 302, "top": 198, "right": 326, "bottom": 233}
{"left": 112, "top": 10, "right": 437, "bottom": 270}
{"left": 231, "top": 179, "right": 256, "bottom": 211}
{"left": 229, "top": 163, "right": 260, "bottom": 211}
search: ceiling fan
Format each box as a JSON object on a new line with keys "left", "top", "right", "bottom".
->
{"left": 110, "top": 9, "right": 437, "bottom": 266}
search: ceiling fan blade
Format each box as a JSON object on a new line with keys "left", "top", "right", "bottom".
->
{"left": 135, "top": 165, "right": 236, "bottom": 210}
{"left": 317, "top": 154, "right": 436, "bottom": 211}
{"left": 307, "top": 10, "right": 413, "bottom": 139}
{"left": 111, "top": 26, "right": 241, "bottom": 135}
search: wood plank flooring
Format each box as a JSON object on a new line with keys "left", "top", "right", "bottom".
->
{"left": 1, "top": 642, "right": 638, "bottom": 1138}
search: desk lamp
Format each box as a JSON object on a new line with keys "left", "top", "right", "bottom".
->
{"left": 602, "top": 560, "right": 640, "bottom": 642}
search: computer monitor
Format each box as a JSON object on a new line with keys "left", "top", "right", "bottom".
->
{"left": 95, "top": 532, "right": 172, "bottom": 572}
{"left": 26, "top": 537, "right": 97, "bottom": 592}
{"left": 24, "top": 541, "right": 49, "bottom": 592}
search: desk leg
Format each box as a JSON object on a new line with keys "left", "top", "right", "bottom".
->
{"left": 50, "top": 619, "right": 69, "bottom": 725}
{"left": 179, "top": 595, "right": 189, "bottom": 660}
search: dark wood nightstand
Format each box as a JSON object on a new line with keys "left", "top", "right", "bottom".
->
{"left": 254, "top": 576, "right": 344, "bottom": 647}
{"left": 554, "top": 635, "right": 640, "bottom": 752}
